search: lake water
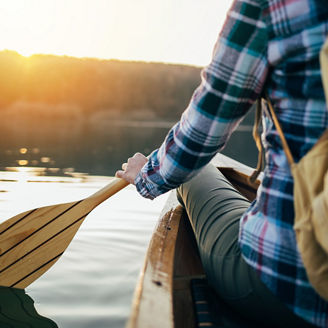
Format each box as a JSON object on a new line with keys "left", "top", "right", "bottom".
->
{"left": 0, "top": 168, "right": 168, "bottom": 328}
{"left": 0, "top": 122, "right": 258, "bottom": 327}
{"left": 0, "top": 118, "right": 258, "bottom": 176}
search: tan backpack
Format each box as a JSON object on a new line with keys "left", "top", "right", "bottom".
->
{"left": 291, "top": 39, "right": 328, "bottom": 300}
{"left": 251, "top": 39, "right": 328, "bottom": 300}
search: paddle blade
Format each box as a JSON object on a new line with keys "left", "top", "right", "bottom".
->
{"left": 0, "top": 198, "right": 95, "bottom": 288}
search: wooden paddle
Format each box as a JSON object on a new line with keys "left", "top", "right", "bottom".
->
{"left": 0, "top": 178, "right": 129, "bottom": 289}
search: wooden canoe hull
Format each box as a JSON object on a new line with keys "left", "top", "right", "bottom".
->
{"left": 126, "top": 154, "right": 261, "bottom": 328}
{"left": 126, "top": 194, "right": 205, "bottom": 328}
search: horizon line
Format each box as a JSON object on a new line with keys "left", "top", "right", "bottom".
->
{"left": 0, "top": 48, "right": 203, "bottom": 68}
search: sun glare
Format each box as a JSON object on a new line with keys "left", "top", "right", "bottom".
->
{"left": 0, "top": 0, "right": 231, "bottom": 66}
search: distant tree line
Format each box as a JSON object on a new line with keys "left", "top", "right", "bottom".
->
{"left": 0, "top": 50, "right": 202, "bottom": 120}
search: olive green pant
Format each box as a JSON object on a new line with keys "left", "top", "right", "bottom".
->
{"left": 177, "top": 164, "right": 314, "bottom": 328}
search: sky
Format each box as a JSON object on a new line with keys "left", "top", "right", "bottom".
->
{"left": 0, "top": 0, "right": 232, "bottom": 67}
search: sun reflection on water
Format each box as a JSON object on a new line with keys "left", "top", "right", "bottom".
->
{"left": 0, "top": 166, "right": 92, "bottom": 222}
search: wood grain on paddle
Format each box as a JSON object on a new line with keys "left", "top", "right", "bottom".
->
{"left": 0, "top": 178, "right": 129, "bottom": 289}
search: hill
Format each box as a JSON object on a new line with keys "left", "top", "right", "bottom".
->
{"left": 0, "top": 50, "right": 201, "bottom": 121}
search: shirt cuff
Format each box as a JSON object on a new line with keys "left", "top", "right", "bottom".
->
{"left": 134, "top": 171, "right": 167, "bottom": 200}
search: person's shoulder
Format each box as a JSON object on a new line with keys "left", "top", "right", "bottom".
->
{"left": 263, "top": 0, "right": 328, "bottom": 37}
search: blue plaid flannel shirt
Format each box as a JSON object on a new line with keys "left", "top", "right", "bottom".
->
{"left": 135, "top": 0, "right": 328, "bottom": 326}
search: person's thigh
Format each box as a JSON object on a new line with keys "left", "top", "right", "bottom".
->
{"left": 177, "top": 164, "right": 315, "bottom": 327}
{"left": 177, "top": 164, "right": 251, "bottom": 295}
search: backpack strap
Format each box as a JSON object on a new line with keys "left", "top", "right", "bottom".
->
{"left": 267, "top": 38, "right": 328, "bottom": 165}
{"left": 249, "top": 99, "right": 265, "bottom": 184}
{"left": 251, "top": 36, "right": 328, "bottom": 178}
{"left": 249, "top": 95, "right": 295, "bottom": 184}
{"left": 320, "top": 38, "right": 328, "bottom": 104}
{"left": 265, "top": 94, "right": 295, "bottom": 166}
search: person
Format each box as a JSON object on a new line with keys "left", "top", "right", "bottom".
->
{"left": 116, "top": 0, "right": 328, "bottom": 326}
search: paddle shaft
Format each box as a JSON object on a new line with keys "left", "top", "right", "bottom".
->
{"left": 88, "top": 178, "right": 129, "bottom": 207}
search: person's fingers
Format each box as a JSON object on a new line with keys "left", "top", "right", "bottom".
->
{"left": 116, "top": 153, "right": 148, "bottom": 185}
{"left": 115, "top": 170, "right": 124, "bottom": 179}
{"left": 115, "top": 169, "right": 135, "bottom": 184}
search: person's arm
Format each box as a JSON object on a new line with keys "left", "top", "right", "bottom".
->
{"left": 117, "top": 0, "right": 269, "bottom": 199}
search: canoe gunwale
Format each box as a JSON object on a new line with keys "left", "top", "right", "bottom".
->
{"left": 126, "top": 194, "right": 186, "bottom": 328}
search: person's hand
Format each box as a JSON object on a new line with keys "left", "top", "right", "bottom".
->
{"left": 115, "top": 153, "right": 148, "bottom": 185}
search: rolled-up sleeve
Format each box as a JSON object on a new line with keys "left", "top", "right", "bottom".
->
{"left": 136, "top": 0, "right": 269, "bottom": 199}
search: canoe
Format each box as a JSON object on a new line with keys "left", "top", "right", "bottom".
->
{"left": 126, "top": 153, "right": 262, "bottom": 328}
